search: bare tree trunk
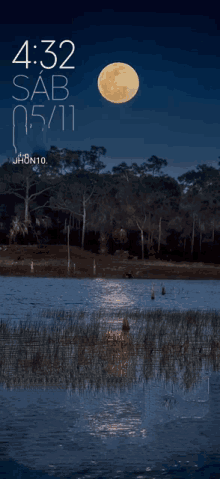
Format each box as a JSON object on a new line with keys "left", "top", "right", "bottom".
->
{"left": 199, "top": 218, "right": 202, "bottom": 253}
{"left": 148, "top": 212, "right": 151, "bottom": 247}
{"left": 141, "top": 229, "right": 144, "bottom": 260}
{"left": 81, "top": 196, "right": 86, "bottom": 249}
{"left": 25, "top": 198, "right": 29, "bottom": 224}
{"left": 78, "top": 218, "right": 81, "bottom": 243}
{"left": 212, "top": 219, "right": 215, "bottom": 242}
{"left": 158, "top": 217, "right": 161, "bottom": 253}
{"left": 191, "top": 214, "right": 195, "bottom": 255}
{"left": 67, "top": 225, "right": 70, "bottom": 267}
{"left": 200, "top": 231, "right": 202, "bottom": 252}
{"left": 25, "top": 177, "right": 29, "bottom": 224}
{"left": 136, "top": 221, "right": 144, "bottom": 260}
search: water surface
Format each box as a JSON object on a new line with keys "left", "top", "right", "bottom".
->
{"left": 0, "top": 277, "right": 219, "bottom": 326}
{"left": 1, "top": 275, "right": 220, "bottom": 478}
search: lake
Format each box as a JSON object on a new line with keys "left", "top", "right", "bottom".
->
{"left": 0, "top": 276, "right": 220, "bottom": 478}
{"left": 1, "top": 276, "right": 220, "bottom": 326}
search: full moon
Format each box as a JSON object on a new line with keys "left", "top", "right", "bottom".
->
{"left": 97, "top": 62, "right": 139, "bottom": 103}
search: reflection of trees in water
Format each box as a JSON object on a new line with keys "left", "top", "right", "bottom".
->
{"left": 0, "top": 309, "right": 220, "bottom": 391}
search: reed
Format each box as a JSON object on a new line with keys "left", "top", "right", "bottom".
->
{"left": 122, "top": 317, "right": 130, "bottom": 331}
{"left": 151, "top": 283, "right": 155, "bottom": 300}
{"left": 0, "top": 308, "right": 220, "bottom": 391}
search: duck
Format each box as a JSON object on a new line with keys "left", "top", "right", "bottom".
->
{"left": 124, "top": 271, "right": 133, "bottom": 278}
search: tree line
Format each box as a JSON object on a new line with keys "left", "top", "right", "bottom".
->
{"left": 0, "top": 145, "right": 220, "bottom": 263}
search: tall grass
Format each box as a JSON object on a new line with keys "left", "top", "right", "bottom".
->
{"left": 0, "top": 308, "right": 220, "bottom": 392}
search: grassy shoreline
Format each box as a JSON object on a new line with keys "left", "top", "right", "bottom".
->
{"left": 0, "top": 244, "right": 220, "bottom": 279}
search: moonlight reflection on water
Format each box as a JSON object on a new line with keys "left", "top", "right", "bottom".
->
{"left": 0, "top": 276, "right": 220, "bottom": 478}
{"left": 0, "top": 277, "right": 220, "bottom": 326}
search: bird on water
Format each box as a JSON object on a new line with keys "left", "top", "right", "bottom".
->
{"left": 124, "top": 271, "right": 133, "bottom": 278}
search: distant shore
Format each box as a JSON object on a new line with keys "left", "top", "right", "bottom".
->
{"left": 0, "top": 244, "right": 220, "bottom": 279}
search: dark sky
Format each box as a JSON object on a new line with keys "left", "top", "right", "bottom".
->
{"left": 1, "top": 5, "right": 220, "bottom": 180}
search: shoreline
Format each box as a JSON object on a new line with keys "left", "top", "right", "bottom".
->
{"left": 0, "top": 245, "right": 220, "bottom": 279}
{"left": 0, "top": 260, "right": 220, "bottom": 279}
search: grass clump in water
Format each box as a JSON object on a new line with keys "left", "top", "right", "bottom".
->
{"left": 0, "top": 308, "right": 220, "bottom": 392}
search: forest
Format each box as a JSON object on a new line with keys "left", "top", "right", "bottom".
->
{"left": 0, "top": 145, "right": 220, "bottom": 264}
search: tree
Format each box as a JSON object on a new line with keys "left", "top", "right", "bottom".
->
{"left": 87, "top": 146, "right": 107, "bottom": 173}
{"left": 53, "top": 151, "right": 108, "bottom": 249}
{"left": 177, "top": 188, "right": 203, "bottom": 255}
{"left": 150, "top": 176, "right": 181, "bottom": 253}
{"left": 178, "top": 164, "right": 220, "bottom": 191}
{"left": 123, "top": 175, "right": 155, "bottom": 259}
{"left": 112, "top": 226, "right": 128, "bottom": 250}
{"left": 112, "top": 156, "right": 168, "bottom": 180}
{"left": 139, "top": 155, "right": 168, "bottom": 176}
{"left": 8, "top": 215, "right": 31, "bottom": 245}
{"left": 124, "top": 174, "right": 181, "bottom": 259}
{"left": 112, "top": 162, "right": 136, "bottom": 182}
{"left": 31, "top": 146, "right": 67, "bottom": 177}
{"left": 0, "top": 158, "right": 61, "bottom": 232}
{"left": 50, "top": 170, "right": 102, "bottom": 249}
{"left": 178, "top": 164, "right": 220, "bottom": 250}
{"left": 56, "top": 145, "right": 107, "bottom": 174}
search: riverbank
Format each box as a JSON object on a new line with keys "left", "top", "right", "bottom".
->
{"left": 0, "top": 244, "right": 220, "bottom": 279}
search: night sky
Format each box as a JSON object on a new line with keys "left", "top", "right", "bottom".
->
{"left": 1, "top": 6, "right": 220, "bottom": 180}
